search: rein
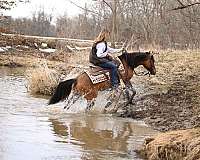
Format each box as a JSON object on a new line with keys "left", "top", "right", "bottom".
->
{"left": 133, "top": 70, "right": 151, "bottom": 77}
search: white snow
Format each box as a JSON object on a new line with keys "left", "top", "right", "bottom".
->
{"left": 0, "top": 47, "right": 5, "bottom": 52}
{"left": 39, "top": 48, "right": 56, "bottom": 53}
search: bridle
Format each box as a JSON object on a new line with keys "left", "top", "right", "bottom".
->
{"left": 122, "top": 50, "right": 151, "bottom": 77}
{"left": 133, "top": 70, "right": 151, "bottom": 76}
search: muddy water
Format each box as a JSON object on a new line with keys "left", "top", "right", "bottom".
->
{"left": 0, "top": 67, "right": 157, "bottom": 160}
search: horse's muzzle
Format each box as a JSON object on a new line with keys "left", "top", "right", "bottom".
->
{"left": 150, "top": 68, "right": 156, "bottom": 75}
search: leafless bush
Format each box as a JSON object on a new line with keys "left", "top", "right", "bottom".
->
{"left": 26, "top": 65, "right": 60, "bottom": 95}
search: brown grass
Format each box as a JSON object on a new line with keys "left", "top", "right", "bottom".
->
{"left": 26, "top": 64, "right": 60, "bottom": 95}
{"left": 139, "top": 128, "right": 200, "bottom": 160}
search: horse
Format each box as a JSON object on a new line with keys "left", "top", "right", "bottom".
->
{"left": 48, "top": 50, "right": 156, "bottom": 112}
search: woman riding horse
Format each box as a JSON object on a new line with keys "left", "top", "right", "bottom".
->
{"left": 89, "top": 29, "right": 123, "bottom": 91}
{"left": 48, "top": 48, "right": 156, "bottom": 113}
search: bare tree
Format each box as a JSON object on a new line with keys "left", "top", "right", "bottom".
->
{"left": 0, "top": 0, "right": 15, "bottom": 10}
{"left": 1, "top": 0, "right": 200, "bottom": 49}
{"left": 171, "top": 0, "right": 200, "bottom": 10}
{"left": 0, "top": 0, "right": 29, "bottom": 10}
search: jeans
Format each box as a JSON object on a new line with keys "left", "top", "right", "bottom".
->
{"left": 98, "top": 61, "right": 119, "bottom": 87}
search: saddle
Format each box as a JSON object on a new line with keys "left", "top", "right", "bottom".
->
{"left": 85, "top": 63, "right": 125, "bottom": 84}
{"left": 84, "top": 64, "right": 110, "bottom": 84}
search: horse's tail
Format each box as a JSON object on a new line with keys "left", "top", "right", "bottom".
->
{"left": 48, "top": 78, "right": 77, "bottom": 105}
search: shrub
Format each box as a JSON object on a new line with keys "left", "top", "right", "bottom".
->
{"left": 26, "top": 66, "right": 60, "bottom": 95}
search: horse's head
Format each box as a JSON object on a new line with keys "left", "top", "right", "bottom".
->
{"left": 118, "top": 50, "right": 156, "bottom": 75}
{"left": 142, "top": 51, "right": 156, "bottom": 75}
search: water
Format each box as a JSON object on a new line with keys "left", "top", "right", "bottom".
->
{"left": 0, "top": 67, "right": 157, "bottom": 160}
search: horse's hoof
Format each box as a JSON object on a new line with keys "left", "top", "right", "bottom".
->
{"left": 64, "top": 105, "right": 70, "bottom": 110}
{"left": 103, "top": 108, "right": 107, "bottom": 114}
{"left": 105, "top": 101, "right": 112, "bottom": 108}
{"left": 85, "top": 106, "right": 92, "bottom": 113}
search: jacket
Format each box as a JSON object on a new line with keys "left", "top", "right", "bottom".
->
{"left": 89, "top": 41, "right": 110, "bottom": 65}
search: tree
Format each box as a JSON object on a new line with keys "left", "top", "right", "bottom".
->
{"left": 171, "top": 0, "right": 200, "bottom": 10}
{"left": 0, "top": 0, "right": 29, "bottom": 10}
{"left": 0, "top": 0, "right": 15, "bottom": 10}
{"left": 93, "top": 0, "right": 118, "bottom": 47}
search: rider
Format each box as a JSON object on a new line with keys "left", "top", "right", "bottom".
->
{"left": 89, "top": 29, "right": 123, "bottom": 89}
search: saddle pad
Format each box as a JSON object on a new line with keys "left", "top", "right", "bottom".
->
{"left": 84, "top": 68, "right": 110, "bottom": 84}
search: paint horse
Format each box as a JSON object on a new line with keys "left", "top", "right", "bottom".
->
{"left": 48, "top": 50, "right": 156, "bottom": 112}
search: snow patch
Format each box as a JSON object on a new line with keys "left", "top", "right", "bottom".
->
{"left": 0, "top": 47, "right": 5, "bottom": 52}
{"left": 39, "top": 48, "right": 56, "bottom": 53}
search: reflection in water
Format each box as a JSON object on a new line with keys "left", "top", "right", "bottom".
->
{"left": 0, "top": 67, "right": 157, "bottom": 160}
{"left": 49, "top": 115, "right": 157, "bottom": 160}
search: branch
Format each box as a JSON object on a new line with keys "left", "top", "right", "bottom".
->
{"left": 176, "top": 0, "right": 185, "bottom": 6}
{"left": 171, "top": 2, "right": 200, "bottom": 11}
{"left": 102, "top": 0, "right": 113, "bottom": 12}
{"left": 93, "top": 0, "right": 113, "bottom": 12}
{"left": 0, "top": 1, "right": 15, "bottom": 10}
{"left": 66, "top": 0, "right": 99, "bottom": 15}
{"left": 0, "top": 0, "right": 30, "bottom": 10}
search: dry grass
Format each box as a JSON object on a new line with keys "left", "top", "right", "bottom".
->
{"left": 26, "top": 64, "right": 60, "bottom": 95}
{"left": 139, "top": 128, "right": 200, "bottom": 160}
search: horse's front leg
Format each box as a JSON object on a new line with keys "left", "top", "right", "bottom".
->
{"left": 124, "top": 81, "right": 136, "bottom": 106}
{"left": 104, "top": 88, "right": 123, "bottom": 113}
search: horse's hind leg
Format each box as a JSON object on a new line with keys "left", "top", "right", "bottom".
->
{"left": 84, "top": 90, "right": 97, "bottom": 112}
{"left": 64, "top": 92, "right": 80, "bottom": 110}
{"left": 85, "top": 99, "right": 95, "bottom": 112}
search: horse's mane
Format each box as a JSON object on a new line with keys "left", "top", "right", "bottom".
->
{"left": 118, "top": 51, "right": 152, "bottom": 69}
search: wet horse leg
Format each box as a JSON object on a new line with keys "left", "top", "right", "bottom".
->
{"left": 64, "top": 92, "right": 81, "bottom": 110}
{"left": 124, "top": 81, "right": 136, "bottom": 106}
{"left": 104, "top": 89, "right": 123, "bottom": 113}
{"left": 84, "top": 90, "right": 97, "bottom": 112}
{"left": 85, "top": 99, "right": 95, "bottom": 112}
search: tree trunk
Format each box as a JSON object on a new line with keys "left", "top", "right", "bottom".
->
{"left": 111, "top": 0, "right": 117, "bottom": 48}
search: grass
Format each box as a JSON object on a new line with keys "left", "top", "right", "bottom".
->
{"left": 139, "top": 128, "right": 200, "bottom": 160}
{"left": 26, "top": 63, "right": 60, "bottom": 95}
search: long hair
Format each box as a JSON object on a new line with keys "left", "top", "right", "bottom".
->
{"left": 94, "top": 29, "right": 110, "bottom": 43}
